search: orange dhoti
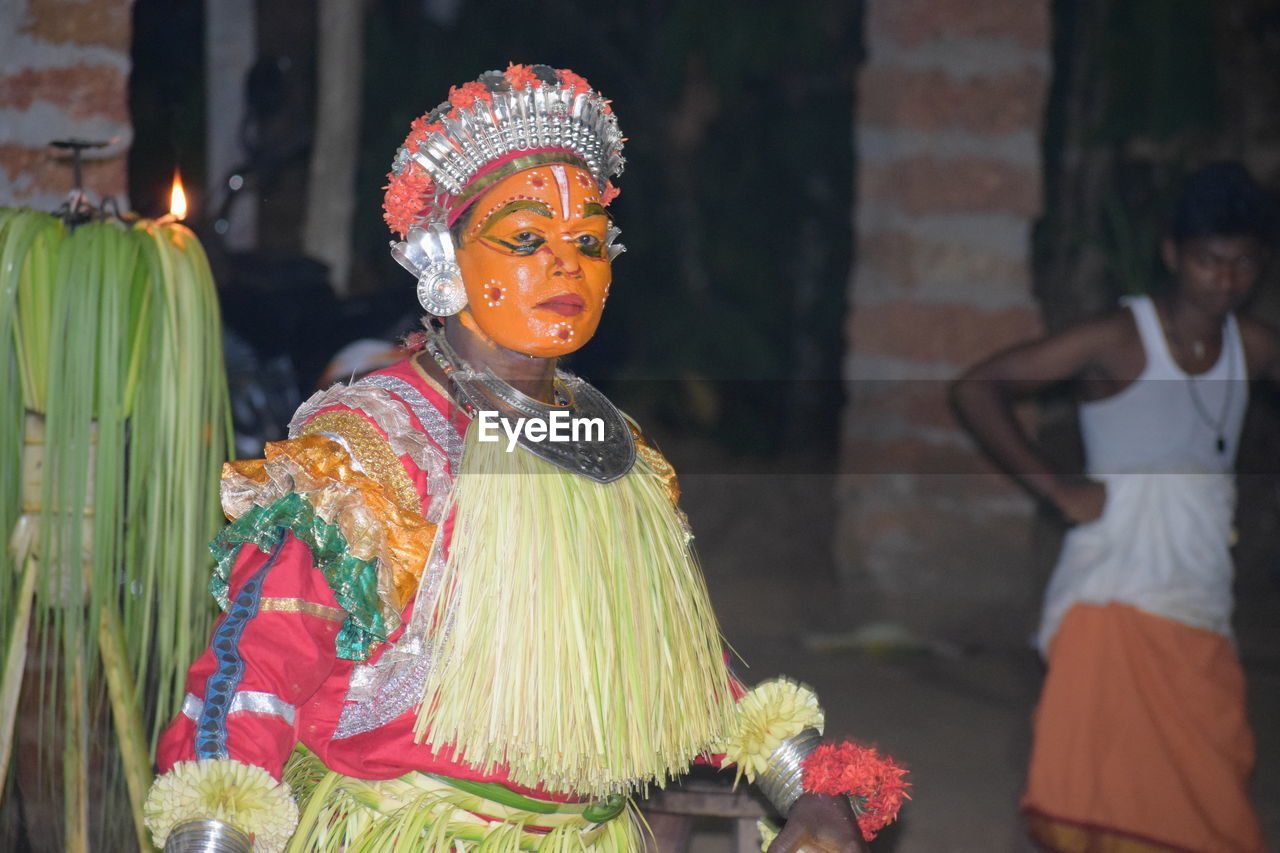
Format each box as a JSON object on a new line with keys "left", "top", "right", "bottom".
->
{"left": 1022, "top": 602, "right": 1263, "bottom": 853}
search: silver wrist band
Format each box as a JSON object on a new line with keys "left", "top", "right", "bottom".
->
{"left": 163, "top": 819, "right": 252, "bottom": 853}
{"left": 756, "top": 726, "right": 823, "bottom": 816}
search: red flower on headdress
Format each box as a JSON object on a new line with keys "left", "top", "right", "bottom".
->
{"left": 405, "top": 118, "right": 445, "bottom": 152}
{"left": 557, "top": 68, "right": 591, "bottom": 97}
{"left": 505, "top": 63, "right": 541, "bottom": 90}
{"left": 801, "top": 741, "right": 911, "bottom": 841}
{"left": 601, "top": 182, "right": 621, "bottom": 206}
{"left": 383, "top": 165, "right": 435, "bottom": 238}
{"left": 448, "top": 81, "right": 492, "bottom": 111}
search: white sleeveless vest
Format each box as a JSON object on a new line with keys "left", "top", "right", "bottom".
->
{"left": 1036, "top": 296, "right": 1248, "bottom": 654}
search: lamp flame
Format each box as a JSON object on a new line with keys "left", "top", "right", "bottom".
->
{"left": 169, "top": 170, "right": 188, "bottom": 219}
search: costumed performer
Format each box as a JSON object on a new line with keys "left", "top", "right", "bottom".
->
{"left": 952, "top": 161, "right": 1278, "bottom": 852}
{"left": 142, "top": 64, "right": 908, "bottom": 853}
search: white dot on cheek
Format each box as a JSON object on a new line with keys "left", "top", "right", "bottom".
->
{"left": 482, "top": 281, "right": 508, "bottom": 308}
{"left": 547, "top": 322, "right": 576, "bottom": 342}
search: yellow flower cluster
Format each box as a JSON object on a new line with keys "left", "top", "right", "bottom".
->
{"left": 720, "top": 677, "right": 824, "bottom": 785}
{"left": 143, "top": 759, "right": 299, "bottom": 853}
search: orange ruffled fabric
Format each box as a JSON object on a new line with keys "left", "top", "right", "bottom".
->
{"left": 222, "top": 434, "right": 435, "bottom": 616}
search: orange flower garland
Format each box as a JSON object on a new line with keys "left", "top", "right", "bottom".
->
{"left": 801, "top": 741, "right": 911, "bottom": 841}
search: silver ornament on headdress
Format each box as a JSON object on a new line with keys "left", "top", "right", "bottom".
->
{"left": 392, "top": 222, "right": 467, "bottom": 316}
{"left": 392, "top": 68, "right": 623, "bottom": 213}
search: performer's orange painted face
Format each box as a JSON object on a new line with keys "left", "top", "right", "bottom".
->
{"left": 455, "top": 164, "right": 611, "bottom": 358}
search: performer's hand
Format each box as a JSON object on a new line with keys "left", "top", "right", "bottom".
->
{"left": 766, "top": 793, "right": 870, "bottom": 853}
{"left": 1050, "top": 478, "right": 1106, "bottom": 525}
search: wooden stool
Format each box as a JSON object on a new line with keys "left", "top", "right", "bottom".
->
{"left": 640, "top": 773, "right": 772, "bottom": 853}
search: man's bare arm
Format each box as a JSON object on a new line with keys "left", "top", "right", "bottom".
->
{"left": 950, "top": 315, "right": 1127, "bottom": 522}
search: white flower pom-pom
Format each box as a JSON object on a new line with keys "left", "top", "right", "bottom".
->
{"left": 720, "top": 677, "right": 824, "bottom": 785}
{"left": 144, "top": 758, "right": 299, "bottom": 853}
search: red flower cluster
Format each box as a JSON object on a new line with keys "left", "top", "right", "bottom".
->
{"left": 504, "top": 63, "right": 542, "bottom": 90}
{"left": 382, "top": 166, "right": 433, "bottom": 238}
{"left": 557, "top": 68, "right": 591, "bottom": 97}
{"left": 383, "top": 115, "right": 449, "bottom": 236}
{"left": 801, "top": 741, "right": 910, "bottom": 841}
{"left": 405, "top": 117, "right": 445, "bottom": 154}
{"left": 448, "top": 81, "right": 492, "bottom": 111}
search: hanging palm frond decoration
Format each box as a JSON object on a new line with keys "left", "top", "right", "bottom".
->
{"left": 0, "top": 206, "right": 232, "bottom": 851}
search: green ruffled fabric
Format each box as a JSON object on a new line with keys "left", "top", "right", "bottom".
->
{"left": 209, "top": 492, "right": 386, "bottom": 660}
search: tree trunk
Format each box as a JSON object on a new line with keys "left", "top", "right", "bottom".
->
{"left": 205, "top": 0, "right": 258, "bottom": 249}
{"left": 303, "top": 0, "right": 366, "bottom": 295}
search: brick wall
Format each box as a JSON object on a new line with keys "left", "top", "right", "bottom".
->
{"left": 0, "top": 0, "right": 134, "bottom": 210}
{"left": 838, "top": 0, "right": 1051, "bottom": 647}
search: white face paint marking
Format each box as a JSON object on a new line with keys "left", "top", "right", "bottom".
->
{"left": 550, "top": 164, "right": 571, "bottom": 221}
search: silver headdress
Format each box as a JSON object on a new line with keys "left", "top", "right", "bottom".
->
{"left": 385, "top": 65, "right": 626, "bottom": 313}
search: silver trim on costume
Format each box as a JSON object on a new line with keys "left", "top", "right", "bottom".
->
{"left": 356, "top": 374, "right": 464, "bottom": 474}
{"left": 334, "top": 538, "right": 453, "bottom": 739}
{"left": 355, "top": 374, "right": 462, "bottom": 522}
{"left": 182, "top": 691, "right": 297, "bottom": 726}
{"left": 332, "top": 642, "right": 434, "bottom": 740}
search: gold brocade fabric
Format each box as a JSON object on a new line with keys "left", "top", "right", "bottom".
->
{"left": 222, "top": 434, "right": 435, "bottom": 614}
{"left": 626, "top": 423, "right": 680, "bottom": 506}
{"left": 300, "top": 410, "right": 422, "bottom": 515}
{"left": 256, "top": 597, "right": 347, "bottom": 622}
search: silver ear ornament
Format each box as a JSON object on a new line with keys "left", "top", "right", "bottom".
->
{"left": 391, "top": 222, "right": 467, "bottom": 316}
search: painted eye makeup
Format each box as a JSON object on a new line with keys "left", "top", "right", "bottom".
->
{"left": 576, "top": 233, "right": 603, "bottom": 258}
{"left": 486, "top": 230, "right": 545, "bottom": 255}
{"left": 475, "top": 199, "right": 554, "bottom": 252}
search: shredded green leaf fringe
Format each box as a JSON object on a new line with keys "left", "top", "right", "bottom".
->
{"left": 415, "top": 424, "right": 736, "bottom": 797}
{"left": 209, "top": 493, "right": 386, "bottom": 660}
{"left": 282, "top": 747, "right": 644, "bottom": 852}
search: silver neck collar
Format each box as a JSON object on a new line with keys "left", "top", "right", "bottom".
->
{"left": 424, "top": 329, "right": 636, "bottom": 484}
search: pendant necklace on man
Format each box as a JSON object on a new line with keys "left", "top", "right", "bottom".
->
{"left": 1185, "top": 335, "right": 1234, "bottom": 455}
